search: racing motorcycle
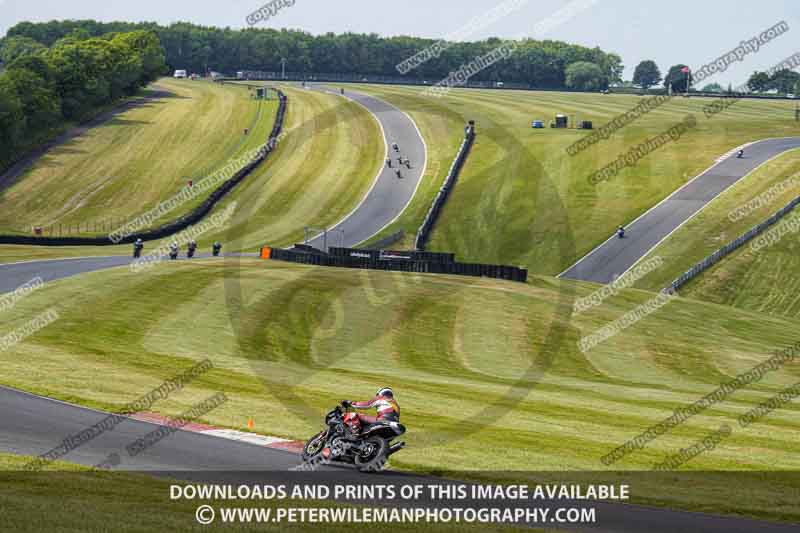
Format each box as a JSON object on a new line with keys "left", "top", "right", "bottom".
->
{"left": 301, "top": 402, "right": 406, "bottom": 472}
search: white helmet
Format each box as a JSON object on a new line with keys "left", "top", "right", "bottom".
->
{"left": 376, "top": 387, "right": 393, "bottom": 398}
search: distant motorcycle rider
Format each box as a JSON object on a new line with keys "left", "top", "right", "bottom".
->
{"left": 133, "top": 238, "right": 144, "bottom": 258}
{"left": 342, "top": 387, "right": 400, "bottom": 432}
{"left": 187, "top": 239, "right": 197, "bottom": 258}
{"left": 212, "top": 241, "right": 222, "bottom": 257}
{"left": 169, "top": 242, "right": 179, "bottom": 260}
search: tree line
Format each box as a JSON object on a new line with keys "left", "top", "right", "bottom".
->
{"left": 2, "top": 20, "right": 623, "bottom": 89}
{"left": 0, "top": 29, "right": 165, "bottom": 172}
{"left": 631, "top": 59, "right": 799, "bottom": 95}
{"left": 747, "top": 69, "right": 800, "bottom": 95}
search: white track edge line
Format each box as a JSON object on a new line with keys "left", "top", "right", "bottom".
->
{"left": 557, "top": 136, "right": 800, "bottom": 278}
{"left": 613, "top": 144, "right": 800, "bottom": 283}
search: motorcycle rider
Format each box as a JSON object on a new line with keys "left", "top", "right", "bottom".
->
{"left": 187, "top": 239, "right": 198, "bottom": 258}
{"left": 737, "top": 149, "right": 744, "bottom": 158}
{"left": 169, "top": 242, "right": 179, "bottom": 260}
{"left": 617, "top": 225, "right": 626, "bottom": 238}
{"left": 342, "top": 387, "right": 400, "bottom": 433}
{"left": 212, "top": 241, "right": 222, "bottom": 257}
{"left": 133, "top": 238, "right": 144, "bottom": 258}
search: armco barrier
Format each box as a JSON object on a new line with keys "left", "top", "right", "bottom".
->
{"left": 415, "top": 123, "right": 476, "bottom": 251}
{"left": 0, "top": 90, "right": 287, "bottom": 246}
{"left": 664, "top": 193, "right": 800, "bottom": 293}
{"left": 266, "top": 246, "right": 527, "bottom": 283}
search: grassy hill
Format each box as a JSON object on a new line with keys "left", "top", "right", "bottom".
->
{"left": 1, "top": 259, "right": 799, "bottom": 518}
{"left": 0, "top": 83, "right": 383, "bottom": 263}
{"left": 0, "top": 78, "right": 273, "bottom": 235}
{"left": 681, "top": 214, "right": 800, "bottom": 318}
{"left": 346, "top": 84, "right": 800, "bottom": 275}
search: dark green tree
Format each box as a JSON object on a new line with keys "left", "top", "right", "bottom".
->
{"left": 0, "top": 36, "right": 46, "bottom": 65}
{"left": 747, "top": 71, "right": 771, "bottom": 92}
{"left": 632, "top": 60, "right": 661, "bottom": 90}
{"left": 0, "top": 79, "right": 25, "bottom": 165}
{"left": 565, "top": 61, "right": 607, "bottom": 91}
{"left": 2, "top": 67, "right": 61, "bottom": 132}
{"left": 701, "top": 82, "right": 723, "bottom": 93}
{"left": 664, "top": 64, "right": 692, "bottom": 93}
{"left": 769, "top": 69, "right": 800, "bottom": 94}
{"left": 110, "top": 31, "right": 165, "bottom": 85}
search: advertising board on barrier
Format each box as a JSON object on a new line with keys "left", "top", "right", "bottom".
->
{"left": 263, "top": 246, "right": 528, "bottom": 283}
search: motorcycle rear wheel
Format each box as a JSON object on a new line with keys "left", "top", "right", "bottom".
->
{"left": 354, "top": 436, "right": 388, "bottom": 472}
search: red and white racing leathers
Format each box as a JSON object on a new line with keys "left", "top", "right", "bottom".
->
{"left": 351, "top": 394, "right": 400, "bottom": 425}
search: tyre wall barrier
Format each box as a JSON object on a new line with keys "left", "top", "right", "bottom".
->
{"left": 265, "top": 246, "right": 527, "bottom": 283}
{"left": 664, "top": 193, "right": 800, "bottom": 293}
{"left": 415, "top": 123, "right": 476, "bottom": 251}
{"left": 0, "top": 90, "right": 288, "bottom": 246}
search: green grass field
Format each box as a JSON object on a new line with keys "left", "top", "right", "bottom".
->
{"left": 681, "top": 212, "right": 800, "bottom": 318}
{"left": 2, "top": 259, "right": 799, "bottom": 519}
{"left": 347, "top": 84, "right": 800, "bottom": 274}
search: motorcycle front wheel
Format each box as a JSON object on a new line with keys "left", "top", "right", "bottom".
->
{"left": 354, "top": 436, "right": 388, "bottom": 472}
{"left": 302, "top": 431, "right": 327, "bottom": 462}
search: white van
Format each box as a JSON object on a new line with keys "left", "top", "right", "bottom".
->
{"left": 174, "top": 70, "right": 188, "bottom": 79}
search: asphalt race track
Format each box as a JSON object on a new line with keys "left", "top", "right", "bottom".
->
{"left": 0, "top": 255, "right": 134, "bottom": 291}
{"left": 305, "top": 85, "right": 427, "bottom": 249}
{"left": 560, "top": 137, "right": 800, "bottom": 284}
{"left": 1, "top": 386, "right": 798, "bottom": 533}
